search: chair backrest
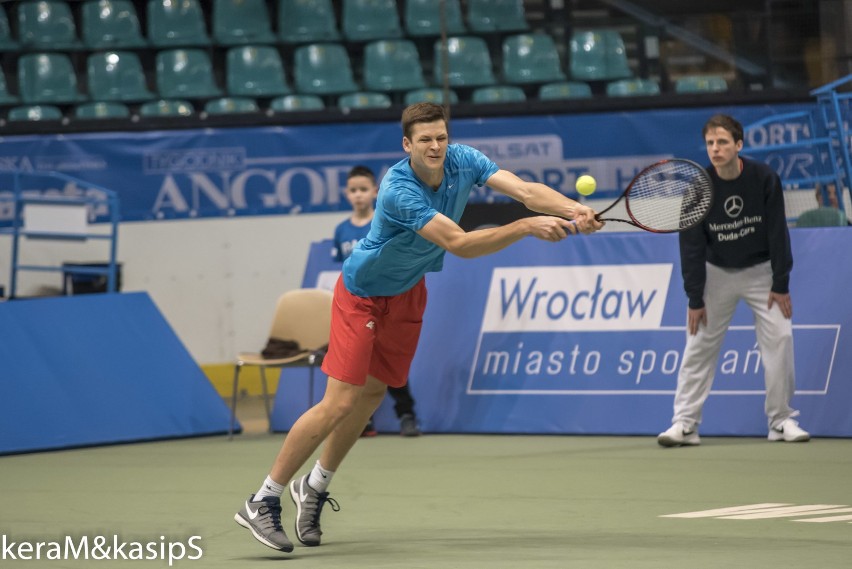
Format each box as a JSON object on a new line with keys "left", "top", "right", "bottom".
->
{"left": 81, "top": 0, "right": 147, "bottom": 49}
{"left": 606, "top": 78, "right": 660, "bottom": 97}
{"left": 404, "top": 87, "right": 458, "bottom": 105}
{"left": 87, "top": 51, "right": 154, "bottom": 102}
{"left": 0, "top": 67, "right": 19, "bottom": 104}
{"left": 404, "top": 0, "right": 465, "bottom": 37}
{"left": 0, "top": 4, "right": 20, "bottom": 50}
{"left": 270, "top": 94, "right": 325, "bottom": 111}
{"left": 147, "top": 0, "right": 209, "bottom": 47}
{"left": 675, "top": 75, "right": 728, "bottom": 94}
{"left": 268, "top": 289, "right": 333, "bottom": 351}
{"left": 204, "top": 96, "right": 259, "bottom": 114}
{"left": 293, "top": 43, "right": 358, "bottom": 95}
{"left": 363, "top": 39, "right": 425, "bottom": 92}
{"left": 570, "top": 29, "right": 631, "bottom": 81}
{"left": 156, "top": 49, "right": 222, "bottom": 98}
{"left": 538, "top": 81, "right": 592, "bottom": 100}
{"left": 226, "top": 45, "right": 290, "bottom": 97}
{"left": 75, "top": 101, "right": 130, "bottom": 118}
{"left": 502, "top": 33, "right": 566, "bottom": 85}
{"left": 466, "top": 0, "right": 528, "bottom": 33}
{"left": 472, "top": 85, "right": 526, "bottom": 104}
{"left": 139, "top": 98, "right": 194, "bottom": 116}
{"left": 8, "top": 104, "right": 63, "bottom": 121}
{"left": 342, "top": 0, "right": 402, "bottom": 41}
{"left": 18, "top": 0, "right": 81, "bottom": 49}
{"left": 213, "top": 0, "right": 275, "bottom": 45}
{"left": 338, "top": 91, "right": 391, "bottom": 109}
{"left": 796, "top": 207, "right": 848, "bottom": 227}
{"left": 18, "top": 52, "right": 85, "bottom": 104}
{"left": 278, "top": 0, "right": 339, "bottom": 44}
{"left": 433, "top": 36, "right": 496, "bottom": 88}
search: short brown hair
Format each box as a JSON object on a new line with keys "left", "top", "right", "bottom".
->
{"left": 347, "top": 165, "right": 375, "bottom": 184}
{"left": 401, "top": 103, "right": 447, "bottom": 140}
{"left": 703, "top": 114, "right": 744, "bottom": 143}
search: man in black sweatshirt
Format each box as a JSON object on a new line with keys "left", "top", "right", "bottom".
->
{"left": 658, "top": 114, "right": 809, "bottom": 447}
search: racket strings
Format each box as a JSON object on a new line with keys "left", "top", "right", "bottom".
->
{"left": 626, "top": 161, "right": 713, "bottom": 232}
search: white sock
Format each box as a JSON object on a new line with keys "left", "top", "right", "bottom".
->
{"left": 307, "top": 460, "right": 335, "bottom": 493}
{"left": 254, "top": 475, "right": 285, "bottom": 501}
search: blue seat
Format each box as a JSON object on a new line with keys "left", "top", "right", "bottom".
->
{"left": 17, "top": 0, "right": 82, "bottom": 50}
{"left": 342, "top": 0, "right": 403, "bottom": 41}
{"left": 8, "top": 104, "right": 63, "bottom": 121}
{"left": 433, "top": 36, "right": 496, "bottom": 88}
{"left": 18, "top": 53, "right": 86, "bottom": 104}
{"left": 147, "top": 0, "right": 210, "bottom": 47}
{"left": 139, "top": 98, "right": 195, "bottom": 116}
{"left": 293, "top": 43, "right": 358, "bottom": 95}
{"left": 81, "top": 0, "right": 147, "bottom": 49}
{"left": 270, "top": 94, "right": 325, "bottom": 111}
{"left": 538, "top": 81, "right": 592, "bottom": 100}
{"left": 606, "top": 78, "right": 660, "bottom": 97}
{"left": 502, "top": 33, "right": 566, "bottom": 85}
{"left": 204, "top": 97, "right": 259, "bottom": 114}
{"left": 338, "top": 92, "right": 392, "bottom": 110}
{"left": 0, "top": 4, "right": 20, "bottom": 51}
{"left": 471, "top": 85, "right": 526, "bottom": 104}
{"left": 277, "top": 0, "right": 340, "bottom": 44}
{"left": 675, "top": 75, "right": 728, "bottom": 93}
{"left": 796, "top": 207, "right": 847, "bottom": 227}
{"left": 570, "top": 29, "right": 631, "bottom": 81}
{"left": 0, "top": 67, "right": 19, "bottom": 104}
{"left": 404, "top": 88, "right": 458, "bottom": 105}
{"left": 87, "top": 51, "right": 155, "bottom": 102}
{"left": 156, "top": 49, "right": 222, "bottom": 99}
{"left": 227, "top": 46, "right": 291, "bottom": 97}
{"left": 404, "top": 0, "right": 465, "bottom": 37}
{"left": 213, "top": 0, "right": 275, "bottom": 45}
{"left": 75, "top": 101, "right": 130, "bottom": 119}
{"left": 466, "top": 0, "right": 528, "bottom": 33}
{"left": 363, "top": 39, "right": 426, "bottom": 93}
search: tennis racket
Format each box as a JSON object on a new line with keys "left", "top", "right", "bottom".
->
{"left": 594, "top": 158, "right": 714, "bottom": 233}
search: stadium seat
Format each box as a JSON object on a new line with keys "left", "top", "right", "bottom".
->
{"left": 0, "top": 4, "right": 20, "bottom": 51}
{"left": 81, "top": 0, "right": 147, "bottom": 49}
{"left": 226, "top": 46, "right": 291, "bottom": 97}
{"left": 277, "top": 0, "right": 340, "bottom": 44}
{"left": 675, "top": 75, "right": 728, "bottom": 93}
{"left": 293, "top": 43, "right": 358, "bottom": 95}
{"left": 204, "top": 97, "right": 259, "bottom": 114}
{"left": 74, "top": 101, "right": 130, "bottom": 119}
{"left": 796, "top": 207, "right": 848, "bottom": 227}
{"left": 270, "top": 94, "right": 325, "bottom": 111}
{"left": 538, "top": 81, "right": 592, "bottom": 100}
{"left": 0, "top": 67, "right": 19, "bottom": 104}
{"left": 147, "top": 0, "right": 210, "bottom": 47}
{"left": 139, "top": 98, "right": 194, "bottom": 116}
{"left": 87, "top": 51, "right": 155, "bottom": 102}
{"left": 405, "top": 0, "right": 465, "bottom": 37}
{"left": 466, "top": 0, "right": 528, "bottom": 33}
{"left": 404, "top": 88, "right": 458, "bottom": 105}
{"left": 502, "top": 33, "right": 566, "bottom": 85}
{"left": 338, "top": 92, "right": 392, "bottom": 110}
{"left": 156, "top": 49, "right": 222, "bottom": 99}
{"left": 17, "top": 0, "right": 82, "bottom": 50}
{"left": 570, "top": 29, "right": 631, "bottom": 81}
{"left": 433, "top": 36, "right": 496, "bottom": 88}
{"left": 342, "top": 0, "right": 403, "bottom": 42}
{"left": 363, "top": 39, "right": 426, "bottom": 93}
{"left": 18, "top": 53, "right": 85, "bottom": 104}
{"left": 7, "top": 104, "right": 63, "bottom": 121}
{"left": 471, "top": 85, "right": 526, "bottom": 104}
{"left": 213, "top": 0, "right": 275, "bottom": 46}
{"left": 606, "top": 78, "right": 660, "bottom": 96}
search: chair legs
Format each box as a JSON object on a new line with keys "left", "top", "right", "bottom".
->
{"left": 229, "top": 363, "right": 242, "bottom": 439}
{"left": 259, "top": 366, "right": 272, "bottom": 430}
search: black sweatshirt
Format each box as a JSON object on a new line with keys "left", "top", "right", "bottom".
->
{"left": 679, "top": 157, "right": 793, "bottom": 309}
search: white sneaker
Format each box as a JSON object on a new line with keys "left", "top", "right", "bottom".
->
{"left": 768, "top": 418, "right": 810, "bottom": 442}
{"left": 657, "top": 422, "right": 701, "bottom": 447}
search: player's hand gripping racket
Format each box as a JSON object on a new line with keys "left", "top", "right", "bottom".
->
{"left": 595, "top": 159, "right": 714, "bottom": 233}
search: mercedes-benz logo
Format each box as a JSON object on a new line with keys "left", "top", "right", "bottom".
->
{"left": 724, "top": 195, "right": 743, "bottom": 218}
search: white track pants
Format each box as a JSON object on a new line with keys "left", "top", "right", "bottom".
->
{"left": 672, "top": 261, "right": 797, "bottom": 430}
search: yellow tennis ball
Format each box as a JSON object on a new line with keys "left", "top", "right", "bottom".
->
{"left": 576, "top": 175, "right": 597, "bottom": 196}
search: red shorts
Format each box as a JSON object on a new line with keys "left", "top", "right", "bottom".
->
{"left": 321, "top": 275, "right": 427, "bottom": 388}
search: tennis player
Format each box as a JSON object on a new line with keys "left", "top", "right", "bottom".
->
{"left": 235, "top": 102, "right": 603, "bottom": 552}
{"left": 658, "top": 114, "right": 809, "bottom": 447}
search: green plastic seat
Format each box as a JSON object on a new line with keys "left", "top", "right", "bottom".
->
{"left": 17, "top": 0, "right": 82, "bottom": 50}
{"left": 675, "top": 75, "right": 728, "bottom": 94}
{"left": 87, "top": 51, "right": 155, "bottom": 102}
{"left": 0, "top": 67, "right": 19, "bottom": 104}
{"left": 404, "top": 0, "right": 465, "bottom": 37}
{"left": 342, "top": 0, "right": 402, "bottom": 42}
{"left": 502, "top": 33, "right": 566, "bottom": 85}
{"left": 18, "top": 53, "right": 86, "bottom": 104}
{"left": 213, "top": 0, "right": 275, "bottom": 46}
{"left": 139, "top": 98, "right": 195, "bottom": 116}
{"left": 606, "top": 78, "right": 660, "bottom": 97}
{"left": 147, "top": 0, "right": 210, "bottom": 47}
{"left": 156, "top": 49, "right": 222, "bottom": 99}
{"left": 270, "top": 94, "right": 325, "bottom": 111}
{"left": 466, "top": 0, "right": 528, "bottom": 33}
{"left": 0, "top": 4, "right": 20, "bottom": 51}
{"left": 403, "top": 88, "right": 458, "bottom": 105}
{"left": 8, "top": 104, "right": 63, "bottom": 121}
{"left": 75, "top": 101, "right": 130, "bottom": 119}
{"left": 796, "top": 207, "right": 848, "bottom": 227}
{"left": 538, "top": 81, "right": 592, "bottom": 100}
{"left": 570, "top": 29, "right": 631, "bottom": 81}
{"left": 363, "top": 39, "right": 426, "bottom": 92}
{"left": 433, "top": 36, "right": 496, "bottom": 88}
{"left": 226, "top": 46, "right": 291, "bottom": 97}
{"left": 471, "top": 85, "right": 526, "bottom": 104}
{"left": 338, "top": 92, "right": 392, "bottom": 110}
{"left": 293, "top": 43, "right": 358, "bottom": 95}
{"left": 278, "top": 0, "right": 339, "bottom": 44}
{"left": 81, "top": 0, "right": 147, "bottom": 49}
{"left": 204, "top": 97, "right": 259, "bottom": 114}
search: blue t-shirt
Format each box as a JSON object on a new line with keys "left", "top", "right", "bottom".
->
{"left": 343, "top": 144, "right": 499, "bottom": 297}
{"left": 332, "top": 218, "right": 371, "bottom": 262}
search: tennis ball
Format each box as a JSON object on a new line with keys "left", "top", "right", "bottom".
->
{"left": 576, "top": 175, "right": 597, "bottom": 196}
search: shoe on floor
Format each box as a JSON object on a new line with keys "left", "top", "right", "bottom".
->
{"left": 768, "top": 418, "right": 810, "bottom": 442}
{"left": 657, "top": 422, "right": 701, "bottom": 447}
{"left": 289, "top": 474, "right": 340, "bottom": 547}
{"left": 234, "top": 495, "right": 294, "bottom": 552}
{"left": 399, "top": 413, "right": 421, "bottom": 437}
{"left": 361, "top": 419, "right": 377, "bottom": 438}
